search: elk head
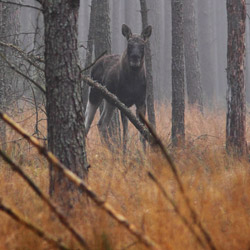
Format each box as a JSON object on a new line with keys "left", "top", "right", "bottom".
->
{"left": 122, "top": 24, "right": 152, "bottom": 70}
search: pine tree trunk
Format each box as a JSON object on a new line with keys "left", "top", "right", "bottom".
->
{"left": 82, "top": 0, "right": 96, "bottom": 110}
{"left": 0, "top": 1, "right": 20, "bottom": 150}
{"left": 164, "top": 1, "right": 172, "bottom": 100}
{"left": 183, "top": 0, "right": 203, "bottom": 111}
{"left": 197, "top": 0, "right": 216, "bottom": 105}
{"left": 246, "top": 3, "right": 250, "bottom": 103}
{"left": 226, "top": 0, "right": 247, "bottom": 156}
{"left": 111, "top": 0, "right": 121, "bottom": 54}
{"left": 94, "top": 0, "right": 111, "bottom": 57}
{"left": 42, "top": 0, "right": 88, "bottom": 205}
{"left": 0, "top": 3, "right": 7, "bottom": 150}
{"left": 94, "top": 0, "right": 121, "bottom": 144}
{"left": 140, "top": 0, "right": 156, "bottom": 128}
{"left": 171, "top": 0, "right": 185, "bottom": 146}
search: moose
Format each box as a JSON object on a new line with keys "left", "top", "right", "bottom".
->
{"left": 84, "top": 24, "right": 152, "bottom": 151}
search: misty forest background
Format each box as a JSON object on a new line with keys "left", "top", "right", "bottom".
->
{"left": 1, "top": 0, "right": 247, "bottom": 110}
{"left": 0, "top": 0, "right": 250, "bottom": 250}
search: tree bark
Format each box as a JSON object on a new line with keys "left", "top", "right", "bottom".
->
{"left": 111, "top": 0, "right": 121, "bottom": 54}
{"left": 140, "top": 0, "right": 156, "bottom": 128}
{"left": 197, "top": 0, "right": 216, "bottom": 105}
{"left": 94, "top": 0, "right": 121, "bottom": 144}
{"left": 245, "top": 3, "right": 250, "bottom": 103}
{"left": 171, "top": 0, "right": 185, "bottom": 146}
{"left": 183, "top": 0, "right": 203, "bottom": 111}
{"left": 82, "top": 0, "right": 96, "bottom": 110}
{"left": 0, "top": 1, "right": 20, "bottom": 150}
{"left": 94, "top": 0, "right": 111, "bottom": 57}
{"left": 0, "top": 2, "right": 8, "bottom": 150}
{"left": 226, "top": 0, "right": 247, "bottom": 156}
{"left": 164, "top": 1, "right": 172, "bottom": 101}
{"left": 42, "top": 0, "right": 88, "bottom": 205}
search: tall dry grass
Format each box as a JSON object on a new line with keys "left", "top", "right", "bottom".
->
{"left": 0, "top": 103, "right": 250, "bottom": 250}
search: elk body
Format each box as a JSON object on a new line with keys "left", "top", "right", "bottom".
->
{"left": 84, "top": 24, "right": 152, "bottom": 151}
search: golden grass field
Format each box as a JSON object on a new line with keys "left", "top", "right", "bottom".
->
{"left": 0, "top": 103, "right": 250, "bottom": 250}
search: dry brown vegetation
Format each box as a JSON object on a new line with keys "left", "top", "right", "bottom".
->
{"left": 0, "top": 103, "right": 250, "bottom": 250}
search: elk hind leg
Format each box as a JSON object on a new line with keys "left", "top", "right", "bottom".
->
{"left": 85, "top": 88, "right": 102, "bottom": 135}
{"left": 98, "top": 100, "right": 115, "bottom": 145}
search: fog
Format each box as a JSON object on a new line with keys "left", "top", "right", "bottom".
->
{"left": 13, "top": 0, "right": 250, "bottom": 107}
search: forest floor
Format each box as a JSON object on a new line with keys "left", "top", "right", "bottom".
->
{"left": 0, "top": 103, "right": 250, "bottom": 250}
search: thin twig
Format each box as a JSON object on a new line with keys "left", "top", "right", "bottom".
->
{"left": 0, "top": 41, "right": 44, "bottom": 72}
{"left": 80, "top": 50, "right": 107, "bottom": 73}
{"left": 0, "top": 111, "right": 160, "bottom": 250}
{"left": 121, "top": 241, "right": 138, "bottom": 250}
{"left": 148, "top": 172, "right": 206, "bottom": 249}
{"left": 0, "top": 149, "right": 90, "bottom": 249}
{"left": 0, "top": 200, "right": 69, "bottom": 250}
{"left": 0, "top": 32, "right": 37, "bottom": 39}
{"left": 140, "top": 115, "right": 217, "bottom": 250}
{"left": 0, "top": 51, "right": 45, "bottom": 94}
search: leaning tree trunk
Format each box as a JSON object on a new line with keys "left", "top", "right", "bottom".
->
{"left": 140, "top": 0, "right": 156, "bottom": 128}
{"left": 226, "top": 0, "right": 247, "bottom": 156}
{"left": 42, "top": 0, "right": 88, "bottom": 206}
{"left": 183, "top": 0, "right": 203, "bottom": 112}
{"left": 94, "top": 0, "right": 121, "bottom": 144}
{"left": 171, "top": 0, "right": 185, "bottom": 146}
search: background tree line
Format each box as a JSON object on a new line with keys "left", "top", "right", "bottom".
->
{"left": 0, "top": 0, "right": 248, "bottom": 204}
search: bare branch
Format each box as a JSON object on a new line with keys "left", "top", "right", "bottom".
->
{"left": 0, "top": 112, "right": 160, "bottom": 250}
{"left": 80, "top": 50, "right": 107, "bottom": 73}
{"left": 148, "top": 172, "right": 206, "bottom": 249}
{"left": 0, "top": 41, "right": 44, "bottom": 71}
{"left": 0, "top": 149, "right": 90, "bottom": 250}
{"left": 0, "top": 51, "right": 45, "bottom": 94}
{"left": 0, "top": 32, "right": 37, "bottom": 39}
{"left": 0, "top": 0, "right": 42, "bottom": 11}
{"left": 0, "top": 200, "right": 69, "bottom": 250}
{"left": 141, "top": 116, "right": 217, "bottom": 250}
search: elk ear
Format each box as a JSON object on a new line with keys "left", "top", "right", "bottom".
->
{"left": 122, "top": 24, "right": 132, "bottom": 40}
{"left": 141, "top": 25, "right": 152, "bottom": 41}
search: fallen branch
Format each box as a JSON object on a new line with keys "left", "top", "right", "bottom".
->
{"left": 0, "top": 199, "right": 69, "bottom": 250}
{"left": 0, "top": 111, "right": 160, "bottom": 250}
{"left": 0, "top": 149, "right": 89, "bottom": 250}
{"left": 141, "top": 116, "right": 217, "bottom": 250}
{"left": 82, "top": 76, "right": 153, "bottom": 143}
{"left": 148, "top": 172, "right": 206, "bottom": 249}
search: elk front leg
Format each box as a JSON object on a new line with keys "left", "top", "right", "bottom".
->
{"left": 121, "top": 112, "right": 128, "bottom": 154}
